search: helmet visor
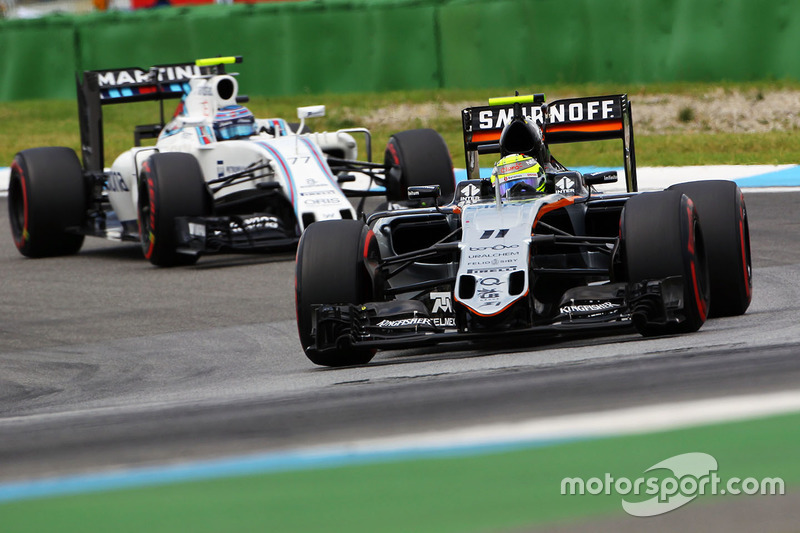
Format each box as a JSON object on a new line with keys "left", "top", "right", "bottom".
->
{"left": 497, "top": 174, "right": 544, "bottom": 197}
{"left": 216, "top": 122, "right": 255, "bottom": 140}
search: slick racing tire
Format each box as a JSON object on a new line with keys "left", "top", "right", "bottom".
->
{"left": 295, "top": 219, "right": 380, "bottom": 367}
{"left": 384, "top": 128, "right": 454, "bottom": 203}
{"left": 668, "top": 180, "right": 752, "bottom": 317}
{"left": 138, "top": 152, "right": 212, "bottom": 267}
{"left": 621, "top": 190, "right": 710, "bottom": 336}
{"left": 8, "top": 147, "right": 86, "bottom": 257}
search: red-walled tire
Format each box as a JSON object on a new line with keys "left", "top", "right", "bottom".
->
{"left": 137, "top": 152, "right": 211, "bottom": 267}
{"left": 384, "top": 128, "right": 454, "bottom": 203}
{"left": 668, "top": 180, "right": 752, "bottom": 317}
{"left": 295, "top": 219, "right": 380, "bottom": 366}
{"left": 8, "top": 147, "right": 86, "bottom": 257}
{"left": 621, "top": 190, "right": 710, "bottom": 336}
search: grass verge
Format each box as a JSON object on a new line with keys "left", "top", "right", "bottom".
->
{"left": 1, "top": 410, "right": 797, "bottom": 533}
{"left": 2, "top": 81, "right": 800, "bottom": 169}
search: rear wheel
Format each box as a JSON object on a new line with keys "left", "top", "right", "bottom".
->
{"left": 668, "top": 180, "right": 751, "bottom": 317}
{"left": 138, "top": 152, "right": 212, "bottom": 267}
{"left": 295, "top": 219, "right": 380, "bottom": 366}
{"left": 622, "top": 190, "right": 710, "bottom": 336}
{"left": 384, "top": 128, "right": 454, "bottom": 203}
{"left": 8, "top": 147, "right": 86, "bottom": 257}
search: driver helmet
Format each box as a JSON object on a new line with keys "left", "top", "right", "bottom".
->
{"left": 213, "top": 105, "right": 256, "bottom": 140}
{"left": 490, "top": 153, "right": 545, "bottom": 197}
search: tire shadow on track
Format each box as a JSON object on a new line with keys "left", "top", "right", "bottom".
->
{"left": 77, "top": 243, "right": 297, "bottom": 269}
{"left": 310, "top": 327, "right": 653, "bottom": 370}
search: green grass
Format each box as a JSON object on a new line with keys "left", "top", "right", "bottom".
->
{"left": 3, "top": 80, "right": 800, "bottom": 169}
{"left": 1, "top": 410, "right": 798, "bottom": 533}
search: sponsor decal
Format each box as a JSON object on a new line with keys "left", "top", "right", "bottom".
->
{"left": 303, "top": 197, "right": 342, "bottom": 205}
{"left": 458, "top": 183, "right": 482, "bottom": 206}
{"left": 480, "top": 229, "right": 510, "bottom": 240}
{"left": 469, "top": 244, "right": 519, "bottom": 251}
{"left": 188, "top": 222, "right": 206, "bottom": 238}
{"left": 556, "top": 176, "right": 576, "bottom": 195}
{"left": 467, "top": 267, "right": 516, "bottom": 274}
{"left": 106, "top": 171, "right": 129, "bottom": 192}
{"left": 221, "top": 165, "right": 247, "bottom": 176}
{"left": 376, "top": 317, "right": 434, "bottom": 328}
{"left": 95, "top": 65, "right": 201, "bottom": 87}
{"left": 474, "top": 97, "right": 622, "bottom": 131}
{"left": 300, "top": 190, "right": 338, "bottom": 196}
{"left": 227, "top": 215, "right": 279, "bottom": 234}
{"left": 430, "top": 292, "right": 456, "bottom": 327}
{"left": 430, "top": 292, "right": 453, "bottom": 314}
{"left": 468, "top": 251, "right": 520, "bottom": 259}
{"left": 478, "top": 287, "right": 501, "bottom": 300}
{"left": 560, "top": 302, "right": 618, "bottom": 314}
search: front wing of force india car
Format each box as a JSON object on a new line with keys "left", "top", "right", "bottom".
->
{"left": 295, "top": 93, "right": 753, "bottom": 366}
{"left": 7, "top": 56, "right": 455, "bottom": 266}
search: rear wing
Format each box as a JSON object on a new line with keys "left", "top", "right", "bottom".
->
{"left": 461, "top": 94, "right": 638, "bottom": 192}
{"left": 76, "top": 57, "right": 239, "bottom": 171}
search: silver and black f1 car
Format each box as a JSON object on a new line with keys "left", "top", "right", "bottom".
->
{"left": 295, "top": 93, "right": 752, "bottom": 366}
{"left": 7, "top": 56, "right": 454, "bottom": 266}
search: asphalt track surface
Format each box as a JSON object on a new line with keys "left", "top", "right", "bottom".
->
{"left": 0, "top": 191, "right": 799, "bottom": 489}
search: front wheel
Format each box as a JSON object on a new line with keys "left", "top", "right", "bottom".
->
{"left": 621, "top": 190, "right": 710, "bottom": 336}
{"left": 8, "top": 147, "right": 86, "bottom": 257}
{"left": 295, "top": 219, "right": 380, "bottom": 366}
{"left": 668, "top": 180, "right": 751, "bottom": 317}
{"left": 138, "top": 152, "right": 212, "bottom": 267}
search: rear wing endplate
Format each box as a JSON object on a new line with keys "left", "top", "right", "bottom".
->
{"left": 461, "top": 94, "right": 638, "bottom": 192}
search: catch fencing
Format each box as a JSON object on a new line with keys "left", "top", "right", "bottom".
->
{"left": 1, "top": 0, "right": 798, "bottom": 101}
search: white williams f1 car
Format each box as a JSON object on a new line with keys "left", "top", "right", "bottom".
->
{"left": 295, "top": 93, "right": 752, "bottom": 366}
{"left": 8, "top": 56, "right": 454, "bottom": 266}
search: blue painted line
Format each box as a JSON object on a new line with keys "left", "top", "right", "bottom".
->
{"left": 0, "top": 436, "right": 582, "bottom": 504}
{"left": 733, "top": 165, "right": 800, "bottom": 187}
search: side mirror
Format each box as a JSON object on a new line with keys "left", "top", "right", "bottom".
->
{"left": 297, "top": 105, "right": 326, "bottom": 119}
{"left": 584, "top": 170, "right": 618, "bottom": 186}
{"left": 296, "top": 105, "right": 325, "bottom": 137}
{"left": 407, "top": 185, "right": 441, "bottom": 201}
